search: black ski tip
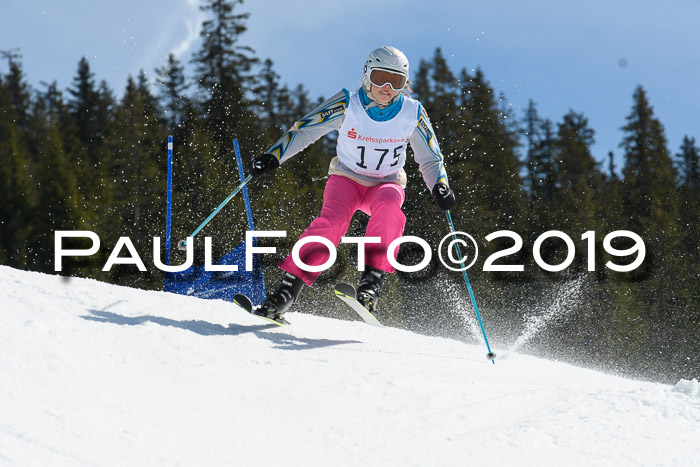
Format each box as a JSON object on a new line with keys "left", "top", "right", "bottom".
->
{"left": 334, "top": 282, "right": 356, "bottom": 299}
{"left": 233, "top": 293, "right": 253, "bottom": 313}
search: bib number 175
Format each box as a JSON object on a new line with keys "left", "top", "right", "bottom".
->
{"left": 356, "top": 145, "right": 403, "bottom": 171}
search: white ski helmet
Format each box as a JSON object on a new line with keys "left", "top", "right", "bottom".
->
{"left": 363, "top": 46, "right": 409, "bottom": 92}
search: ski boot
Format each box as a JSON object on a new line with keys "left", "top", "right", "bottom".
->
{"left": 356, "top": 266, "right": 386, "bottom": 314}
{"left": 255, "top": 271, "right": 305, "bottom": 323}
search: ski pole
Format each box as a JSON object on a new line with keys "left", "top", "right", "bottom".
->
{"left": 166, "top": 136, "right": 173, "bottom": 265}
{"left": 445, "top": 210, "right": 496, "bottom": 364}
{"left": 177, "top": 174, "right": 253, "bottom": 250}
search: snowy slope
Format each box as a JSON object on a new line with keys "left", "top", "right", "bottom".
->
{"left": 1, "top": 265, "right": 698, "bottom": 467}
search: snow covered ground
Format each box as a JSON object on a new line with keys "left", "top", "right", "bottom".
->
{"left": 1, "top": 265, "right": 698, "bottom": 466}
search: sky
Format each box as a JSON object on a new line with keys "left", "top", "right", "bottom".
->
{"left": 2, "top": 0, "right": 699, "bottom": 170}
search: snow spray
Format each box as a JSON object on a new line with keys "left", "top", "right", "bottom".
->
{"left": 509, "top": 276, "right": 585, "bottom": 353}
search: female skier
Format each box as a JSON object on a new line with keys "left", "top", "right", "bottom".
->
{"left": 249, "top": 46, "right": 455, "bottom": 322}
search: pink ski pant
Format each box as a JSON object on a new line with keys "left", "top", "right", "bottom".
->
{"left": 279, "top": 175, "right": 406, "bottom": 286}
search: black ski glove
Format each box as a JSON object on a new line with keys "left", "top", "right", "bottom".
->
{"left": 250, "top": 154, "right": 280, "bottom": 177}
{"left": 432, "top": 182, "right": 455, "bottom": 210}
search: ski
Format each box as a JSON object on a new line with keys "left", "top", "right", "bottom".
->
{"left": 334, "top": 282, "right": 384, "bottom": 328}
{"left": 233, "top": 293, "right": 289, "bottom": 326}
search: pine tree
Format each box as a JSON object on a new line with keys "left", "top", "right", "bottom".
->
{"left": 676, "top": 135, "right": 700, "bottom": 191}
{"left": 0, "top": 54, "right": 39, "bottom": 269}
{"left": 618, "top": 85, "right": 686, "bottom": 367}
{"left": 553, "top": 110, "right": 602, "bottom": 236}
{"left": 251, "top": 58, "right": 283, "bottom": 141}
{"left": 522, "top": 102, "right": 558, "bottom": 242}
{"left": 67, "top": 57, "right": 115, "bottom": 232}
{"left": 155, "top": 53, "right": 191, "bottom": 131}
{"left": 27, "top": 82, "right": 83, "bottom": 273}
{"left": 191, "top": 0, "right": 259, "bottom": 157}
{"left": 0, "top": 72, "right": 36, "bottom": 268}
{"left": 675, "top": 137, "right": 700, "bottom": 367}
{"left": 599, "top": 150, "right": 625, "bottom": 258}
{"left": 410, "top": 59, "right": 431, "bottom": 104}
{"left": 68, "top": 57, "right": 103, "bottom": 154}
{"left": 457, "top": 67, "right": 524, "bottom": 232}
{"left": 186, "top": 0, "right": 263, "bottom": 263}
{"left": 1, "top": 50, "right": 31, "bottom": 133}
{"left": 676, "top": 136, "right": 700, "bottom": 265}
{"left": 621, "top": 86, "right": 679, "bottom": 236}
{"left": 428, "top": 48, "right": 458, "bottom": 139}
{"left": 523, "top": 100, "right": 542, "bottom": 194}
{"left": 105, "top": 73, "right": 167, "bottom": 287}
{"left": 0, "top": 128, "right": 37, "bottom": 268}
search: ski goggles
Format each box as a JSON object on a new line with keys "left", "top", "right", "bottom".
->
{"left": 368, "top": 68, "right": 407, "bottom": 91}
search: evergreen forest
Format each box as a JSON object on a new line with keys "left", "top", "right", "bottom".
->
{"left": 1, "top": 0, "right": 698, "bottom": 383}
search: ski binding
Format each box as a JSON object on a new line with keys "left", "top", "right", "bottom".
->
{"left": 334, "top": 282, "right": 384, "bottom": 328}
{"left": 233, "top": 293, "right": 289, "bottom": 326}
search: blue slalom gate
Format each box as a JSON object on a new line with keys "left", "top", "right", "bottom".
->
{"left": 163, "top": 139, "right": 266, "bottom": 305}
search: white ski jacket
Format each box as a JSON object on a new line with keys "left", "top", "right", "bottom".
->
{"left": 265, "top": 88, "right": 449, "bottom": 190}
